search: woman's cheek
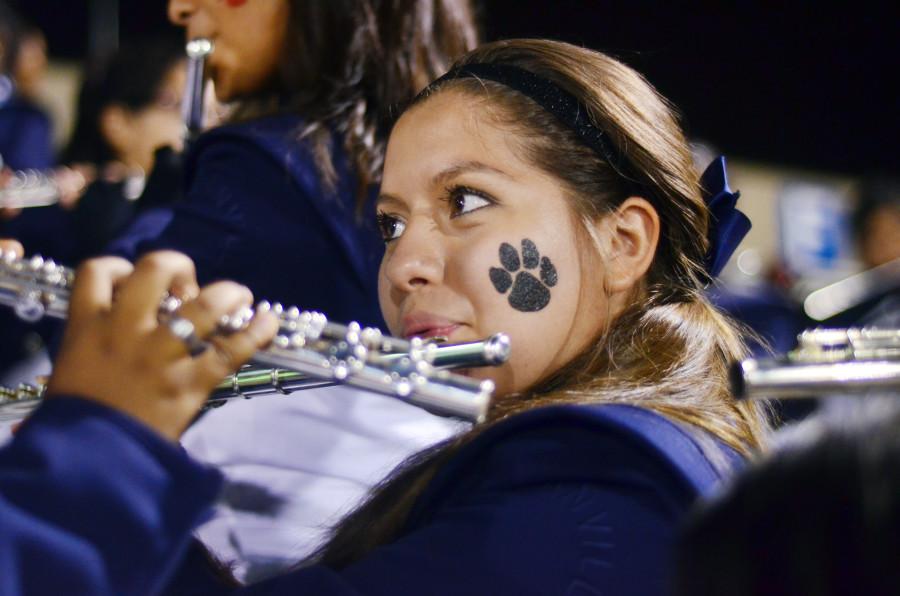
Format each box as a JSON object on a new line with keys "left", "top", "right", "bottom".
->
{"left": 463, "top": 233, "right": 576, "bottom": 391}
{"left": 465, "top": 233, "right": 564, "bottom": 317}
{"left": 376, "top": 263, "right": 400, "bottom": 336}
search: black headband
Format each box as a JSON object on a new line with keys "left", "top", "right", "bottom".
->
{"left": 426, "top": 62, "right": 631, "bottom": 180}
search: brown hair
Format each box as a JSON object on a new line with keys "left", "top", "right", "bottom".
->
{"left": 304, "top": 38, "right": 772, "bottom": 570}
{"left": 230, "top": 0, "right": 479, "bottom": 207}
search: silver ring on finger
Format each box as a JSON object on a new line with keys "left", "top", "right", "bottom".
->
{"left": 165, "top": 315, "right": 208, "bottom": 357}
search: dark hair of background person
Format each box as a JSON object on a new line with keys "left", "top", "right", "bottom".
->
{"left": 851, "top": 176, "right": 900, "bottom": 267}
{"left": 674, "top": 405, "right": 900, "bottom": 596}
{"left": 61, "top": 37, "right": 183, "bottom": 167}
{"left": 0, "top": 0, "right": 27, "bottom": 75}
{"left": 851, "top": 177, "right": 900, "bottom": 245}
{"left": 232, "top": 0, "right": 479, "bottom": 207}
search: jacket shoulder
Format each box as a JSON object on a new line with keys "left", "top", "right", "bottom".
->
{"left": 409, "top": 404, "right": 739, "bottom": 526}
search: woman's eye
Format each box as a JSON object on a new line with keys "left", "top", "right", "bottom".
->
{"left": 376, "top": 213, "right": 406, "bottom": 242}
{"left": 449, "top": 189, "right": 493, "bottom": 218}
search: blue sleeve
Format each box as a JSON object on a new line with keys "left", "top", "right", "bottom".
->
{"left": 0, "top": 397, "right": 222, "bottom": 596}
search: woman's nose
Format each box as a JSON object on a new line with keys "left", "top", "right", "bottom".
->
{"left": 382, "top": 224, "right": 445, "bottom": 293}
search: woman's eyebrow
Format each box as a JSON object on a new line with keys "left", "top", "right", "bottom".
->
{"left": 375, "top": 192, "right": 405, "bottom": 210}
{"left": 431, "top": 160, "right": 513, "bottom": 186}
{"left": 376, "top": 161, "right": 512, "bottom": 209}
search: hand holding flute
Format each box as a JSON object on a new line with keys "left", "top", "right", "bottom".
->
{"left": 47, "top": 252, "right": 279, "bottom": 441}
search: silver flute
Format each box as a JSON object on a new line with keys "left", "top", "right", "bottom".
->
{"left": 731, "top": 327, "right": 900, "bottom": 400}
{"left": 182, "top": 38, "right": 214, "bottom": 143}
{"left": 0, "top": 250, "right": 511, "bottom": 422}
{"left": 0, "top": 168, "right": 59, "bottom": 209}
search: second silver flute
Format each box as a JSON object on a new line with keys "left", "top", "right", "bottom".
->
{"left": 183, "top": 38, "right": 214, "bottom": 144}
{"left": 731, "top": 328, "right": 900, "bottom": 400}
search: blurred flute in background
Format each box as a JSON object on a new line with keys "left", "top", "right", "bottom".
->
{"left": 732, "top": 327, "right": 900, "bottom": 400}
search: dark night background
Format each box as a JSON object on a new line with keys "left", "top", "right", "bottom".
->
{"left": 9, "top": 0, "right": 899, "bottom": 177}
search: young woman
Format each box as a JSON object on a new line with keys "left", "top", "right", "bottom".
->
{"left": 0, "top": 39, "right": 769, "bottom": 594}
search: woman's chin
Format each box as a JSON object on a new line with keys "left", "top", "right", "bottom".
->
{"left": 461, "top": 367, "right": 512, "bottom": 397}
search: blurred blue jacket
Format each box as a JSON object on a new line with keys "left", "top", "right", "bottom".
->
{"left": 0, "top": 93, "right": 53, "bottom": 170}
{"left": 109, "top": 114, "right": 385, "bottom": 329}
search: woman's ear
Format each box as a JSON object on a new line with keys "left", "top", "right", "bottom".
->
{"left": 595, "top": 196, "right": 660, "bottom": 294}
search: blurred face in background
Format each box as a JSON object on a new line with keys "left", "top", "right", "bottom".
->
{"left": 101, "top": 60, "right": 186, "bottom": 172}
{"left": 860, "top": 204, "right": 900, "bottom": 268}
{"left": 167, "top": 0, "right": 289, "bottom": 102}
{"left": 13, "top": 30, "right": 47, "bottom": 99}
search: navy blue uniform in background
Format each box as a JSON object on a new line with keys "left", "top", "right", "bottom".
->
{"left": 0, "top": 94, "right": 53, "bottom": 171}
{"left": 111, "top": 115, "right": 385, "bottom": 329}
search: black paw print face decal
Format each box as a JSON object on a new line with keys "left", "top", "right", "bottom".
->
{"left": 489, "top": 239, "right": 558, "bottom": 312}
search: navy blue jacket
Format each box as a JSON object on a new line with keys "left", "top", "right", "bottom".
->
{"left": 111, "top": 115, "right": 385, "bottom": 329}
{"left": 0, "top": 94, "right": 53, "bottom": 170}
{"left": 0, "top": 397, "right": 736, "bottom": 595}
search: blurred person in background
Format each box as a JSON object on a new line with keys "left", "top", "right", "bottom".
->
{"left": 0, "top": 2, "right": 66, "bottom": 387}
{"left": 853, "top": 178, "right": 900, "bottom": 271}
{"left": 845, "top": 177, "right": 900, "bottom": 326}
{"left": 62, "top": 37, "right": 186, "bottom": 260}
{"left": 0, "top": 0, "right": 52, "bottom": 170}
{"left": 675, "top": 400, "right": 900, "bottom": 596}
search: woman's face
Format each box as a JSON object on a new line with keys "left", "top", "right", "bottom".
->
{"left": 168, "top": 0, "right": 289, "bottom": 102}
{"left": 125, "top": 61, "right": 187, "bottom": 170}
{"left": 377, "top": 91, "right": 612, "bottom": 397}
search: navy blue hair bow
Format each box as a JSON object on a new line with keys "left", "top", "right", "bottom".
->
{"left": 700, "top": 156, "right": 751, "bottom": 278}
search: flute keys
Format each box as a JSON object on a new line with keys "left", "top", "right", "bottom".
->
{"left": 42, "top": 260, "right": 65, "bottom": 286}
{"left": 332, "top": 362, "right": 349, "bottom": 380}
{"left": 14, "top": 290, "right": 46, "bottom": 323}
{"left": 160, "top": 295, "right": 182, "bottom": 315}
{"left": 217, "top": 306, "right": 255, "bottom": 333}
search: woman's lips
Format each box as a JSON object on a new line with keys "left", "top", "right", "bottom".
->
{"left": 401, "top": 312, "right": 462, "bottom": 340}
{"left": 404, "top": 324, "right": 460, "bottom": 340}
